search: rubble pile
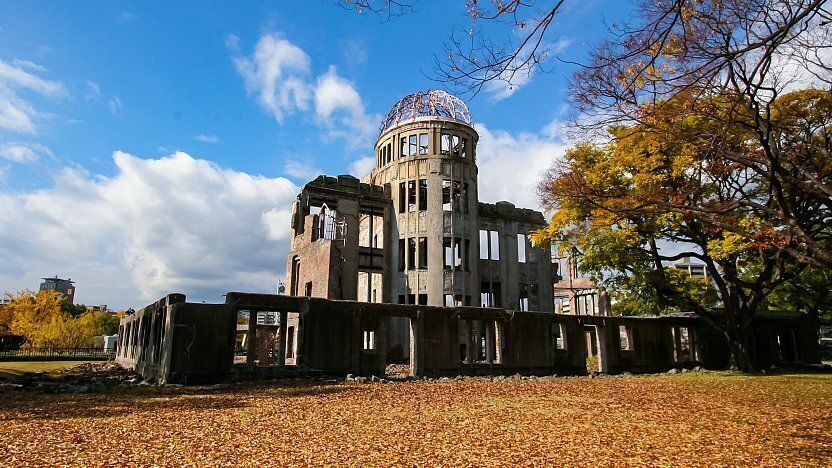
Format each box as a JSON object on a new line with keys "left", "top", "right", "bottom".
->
{"left": 0, "top": 362, "right": 147, "bottom": 393}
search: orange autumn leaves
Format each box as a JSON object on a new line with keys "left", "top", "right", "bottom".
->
{"left": 1, "top": 372, "right": 831, "bottom": 465}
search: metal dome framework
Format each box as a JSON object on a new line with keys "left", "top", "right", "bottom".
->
{"left": 379, "top": 89, "right": 473, "bottom": 135}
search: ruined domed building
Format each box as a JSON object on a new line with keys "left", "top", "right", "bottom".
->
{"left": 285, "top": 90, "right": 558, "bottom": 359}
{"left": 287, "top": 90, "right": 553, "bottom": 309}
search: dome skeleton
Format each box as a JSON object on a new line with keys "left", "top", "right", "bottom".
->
{"left": 379, "top": 89, "right": 473, "bottom": 135}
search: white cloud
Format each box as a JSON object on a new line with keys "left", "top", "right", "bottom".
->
{"left": 84, "top": 80, "right": 101, "bottom": 101}
{"left": 313, "top": 65, "right": 377, "bottom": 148}
{"left": 283, "top": 159, "right": 322, "bottom": 180}
{"left": 0, "top": 151, "right": 299, "bottom": 309}
{"left": 10, "top": 60, "right": 46, "bottom": 73}
{"left": 348, "top": 156, "right": 375, "bottom": 178}
{"left": 0, "top": 59, "right": 66, "bottom": 133}
{"left": 233, "top": 33, "right": 377, "bottom": 148}
{"left": 194, "top": 134, "right": 220, "bottom": 144}
{"left": 0, "top": 60, "right": 64, "bottom": 96}
{"left": 233, "top": 33, "right": 312, "bottom": 123}
{"left": 108, "top": 95, "right": 122, "bottom": 114}
{"left": 474, "top": 121, "right": 567, "bottom": 212}
{"left": 0, "top": 141, "right": 52, "bottom": 163}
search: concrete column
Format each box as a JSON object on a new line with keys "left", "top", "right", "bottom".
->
{"left": 465, "top": 319, "right": 475, "bottom": 364}
{"left": 246, "top": 318, "right": 256, "bottom": 367}
{"left": 383, "top": 202, "right": 395, "bottom": 304}
{"left": 486, "top": 321, "right": 495, "bottom": 364}
{"left": 337, "top": 197, "right": 360, "bottom": 301}
{"left": 277, "top": 311, "right": 288, "bottom": 366}
{"left": 409, "top": 312, "right": 423, "bottom": 377}
{"left": 597, "top": 324, "right": 610, "bottom": 373}
{"left": 495, "top": 322, "right": 504, "bottom": 364}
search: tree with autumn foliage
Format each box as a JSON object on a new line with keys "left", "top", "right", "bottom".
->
{"left": 533, "top": 88, "right": 829, "bottom": 369}
{"left": 3, "top": 289, "right": 119, "bottom": 348}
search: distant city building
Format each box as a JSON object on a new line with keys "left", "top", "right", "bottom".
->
{"left": 86, "top": 304, "right": 115, "bottom": 314}
{"left": 552, "top": 255, "right": 611, "bottom": 316}
{"left": 671, "top": 257, "right": 709, "bottom": 279}
{"left": 39, "top": 276, "right": 75, "bottom": 303}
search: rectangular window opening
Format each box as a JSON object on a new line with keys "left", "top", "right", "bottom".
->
{"left": 441, "top": 133, "right": 451, "bottom": 154}
{"left": 363, "top": 330, "right": 376, "bottom": 351}
{"left": 442, "top": 180, "right": 452, "bottom": 211}
{"left": 489, "top": 231, "right": 500, "bottom": 260}
{"left": 577, "top": 293, "right": 599, "bottom": 315}
{"left": 519, "top": 283, "right": 529, "bottom": 311}
{"left": 418, "top": 133, "right": 428, "bottom": 154}
{"left": 407, "top": 238, "right": 416, "bottom": 271}
{"left": 553, "top": 323, "right": 567, "bottom": 350}
{"left": 619, "top": 325, "right": 633, "bottom": 351}
{"left": 444, "top": 294, "right": 454, "bottom": 307}
{"left": 479, "top": 230, "right": 489, "bottom": 259}
{"left": 418, "top": 179, "right": 428, "bottom": 211}
{"left": 418, "top": 237, "right": 428, "bottom": 269}
{"left": 407, "top": 180, "right": 417, "bottom": 212}
{"left": 398, "top": 239, "right": 406, "bottom": 272}
{"left": 286, "top": 326, "right": 295, "bottom": 358}
{"left": 517, "top": 233, "right": 527, "bottom": 263}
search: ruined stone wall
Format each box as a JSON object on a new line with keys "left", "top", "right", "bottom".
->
{"left": 122, "top": 293, "right": 822, "bottom": 384}
{"left": 478, "top": 201, "right": 554, "bottom": 312}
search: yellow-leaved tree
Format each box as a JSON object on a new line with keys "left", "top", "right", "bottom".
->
{"left": 4, "top": 289, "right": 119, "bottom": 348}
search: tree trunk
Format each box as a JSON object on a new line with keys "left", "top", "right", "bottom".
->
{"left": 725, "top": 310, "right": 756, "bottom": 372}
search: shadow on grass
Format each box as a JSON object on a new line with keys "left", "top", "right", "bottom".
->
{"left": 0, "top": 380, "right": 359, "bottom": 421}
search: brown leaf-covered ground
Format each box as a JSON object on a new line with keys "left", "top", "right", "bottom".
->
{"left": 1, "top": 372, "right": 831, "bottom": 465}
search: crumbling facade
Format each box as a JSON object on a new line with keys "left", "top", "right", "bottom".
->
{"left": 286, "top": 90, "right": 554, "bottom": 314}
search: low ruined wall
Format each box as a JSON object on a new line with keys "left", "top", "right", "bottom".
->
{"left": 117, "top": 294, "right": 236, "bottom": 384}
{"left": 120, "top": 292, "right": 821, "bottom": 384}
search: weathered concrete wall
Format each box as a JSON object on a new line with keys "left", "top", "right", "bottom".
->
{"left": 121, "top": 292, "right": 822, "bottom": 384}
{"left": 117, "top": 294, "right": 235, "bottom": 384}
{"left": 479, "top": 201, "right": 554, "bottom": 312}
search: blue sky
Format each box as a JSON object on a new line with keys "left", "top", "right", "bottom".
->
{"left": 0, "top": 0, "right": 634, "bottom": 309}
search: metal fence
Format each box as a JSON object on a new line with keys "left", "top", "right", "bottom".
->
{"left": 0, "top": 347, "right": 117, "bottom": 360}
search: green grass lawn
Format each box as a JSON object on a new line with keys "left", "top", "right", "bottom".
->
{"left": 0, "top": 371, "right": 830, "bottom": 465}
{"left": 0, "top": 360, "right": 96, "bottom": 379}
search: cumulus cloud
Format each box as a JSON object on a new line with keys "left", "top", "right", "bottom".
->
{"left": 233, "top": 33, "right": 312, "bottom": 123}
{"left": 194, "top": 134, "right": 220, "bottom": 143}
{"left": 348, "top": 156, "right": 375, "bottom": 178}
{"left": 0, "top": 151, "right": 298, "bottom": 308}
{"left": 474, "top": 121, "right": 567, "bottom": 212}
{"left": 0, "top": 59, "right": 66, "bottom": 133}
{"left": 314, "top": 66, "right": 378, "bottom": 148}
{"left": 0, "top": 141, "right": 53, "bottom": 163}
{"left": 232, "top": 33, "right": 377, "bottom": 148}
